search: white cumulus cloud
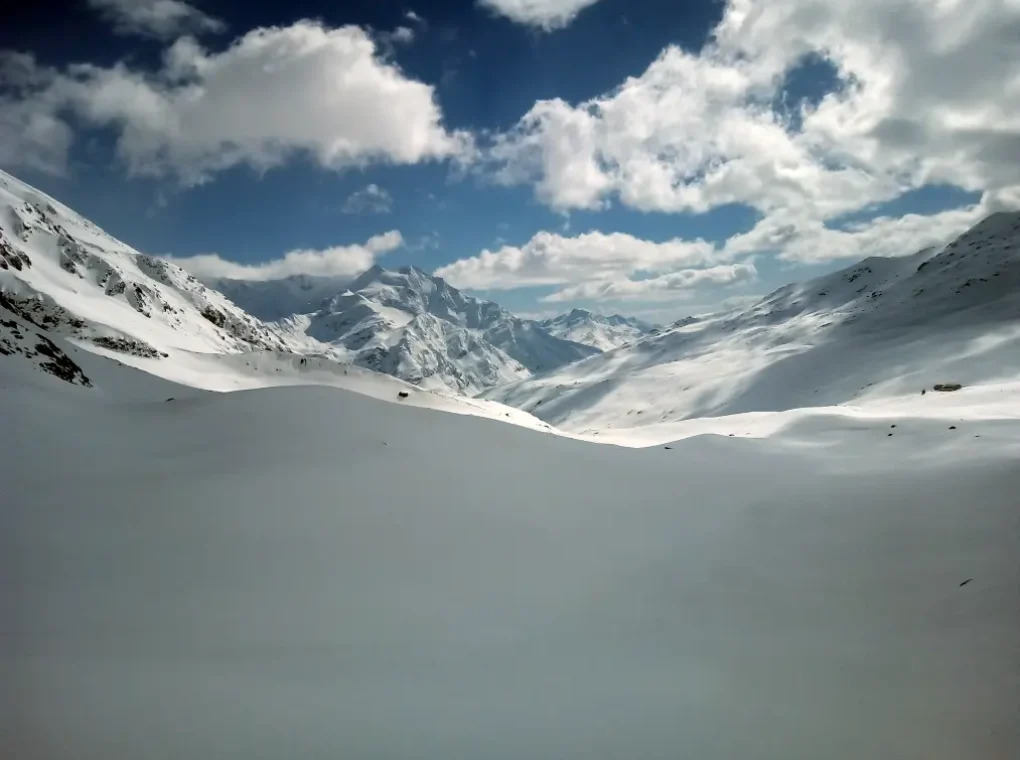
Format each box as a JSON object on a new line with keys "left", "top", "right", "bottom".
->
{"left": 166, "top": 230, "right": 403, "bottom": 281}
{"left": 484, "top": 0, "right": 1020, "bottom": 265}
{"left": 478, "top": 0, "right": 605, "bottom": 31}
{"left": 541, "top": 263, "right": 757, "bottom": 303}
{"left": 724, "top": 204, "right": 990, "bottom": 265}
{"left": 0, "top": 22, "right": 470, "bottom": 184}
{"left": 434, "top": 230, "right": 719, "bottom": 290}
{"left": 88, "top": 0, "right": 226, "bottom": 40}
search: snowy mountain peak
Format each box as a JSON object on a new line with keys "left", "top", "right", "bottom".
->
{"left": 540, "top": 309, "right": 657, "bottom": 352}
{"left": 271, "top": 264, "right": 600, "bottom": 394}
{"left": 742, "top": 210, "right": 1020, "bottom": 329}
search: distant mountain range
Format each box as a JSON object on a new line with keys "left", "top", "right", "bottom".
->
{"left": 540, "top": 309, "right": 656, "bottom": 352}
{"left": 264, "top": 264, "right": 601, "bottom": 394}
{"left": 0, "top": 168, "right": 651, "bottom": 395}
{"left": 485, "top": 211, "right": 1020, "bottom": 431}
{"left": 4, "top": 166, "right": 1018, "bottom": 422}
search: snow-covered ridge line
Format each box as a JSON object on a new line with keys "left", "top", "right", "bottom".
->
{"left": 0, "top": 169, "right": 313, "bottom": 364}
{"left": 0, "top": 169, "right": 648, "bottom": 400}
{"left": 486, "top": 210, "right": 1020, "bottom": 432}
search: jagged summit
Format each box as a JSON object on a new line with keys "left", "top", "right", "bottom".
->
{"left": 273, "top": 263, "right": 600, "bottom": 394}
{"left": 540, "top": 309, "right": 657, "bottom": 352}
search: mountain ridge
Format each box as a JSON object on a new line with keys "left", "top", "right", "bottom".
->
{"left": 0, "top": 169, "right": 315, "bottom": 370}
{"left": 0, "top": 169, "right": 605, "bottom": 396}
{"left": 485, "top": 211, "right": 1020, "bottom": 430}
{"left": 540, "top": 309, "right": 657, "bottom": 351}
{"left": 270, "top": 262, "right": 600, "bottom": 394}
{"left": 3, "top": 167, "right": 1017, "bottom": 418}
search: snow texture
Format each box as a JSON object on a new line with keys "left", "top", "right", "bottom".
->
{"left": 2, "top": 353, "right": 1018, "bottom": 760}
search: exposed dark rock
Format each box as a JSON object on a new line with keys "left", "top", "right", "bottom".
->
{"left": 127, "top": 284, "right": 152, "bottom": 317}
{"left": 90, "top": 336, "right": 166, "bottom": 359}
{"left": 1, "top": 318, "right": 91, "bottom": 386}
{"left": 0, "top": 292, "right": 86, "bottom": 332}
{"left": 33, "top": 337, "right": 92, "bottom": 386}
{"left": 105, "top": 276, "right": 127, "bottom": 296}
{"left": 201, "top": 306, "right": 227, "bottom": 328}
{"left": 0, "top": 230, "right": 31, "bottom": 271}
{"left": 136, "top": 255, "right": 175, "bottom": 285}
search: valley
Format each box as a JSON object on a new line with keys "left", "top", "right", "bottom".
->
{"left": 2, "top": 168, "right": 1019, "bottom": 760}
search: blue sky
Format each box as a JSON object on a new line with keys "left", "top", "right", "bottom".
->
{"left": 1, "top": 0, "right": 1014, "bottom": 321}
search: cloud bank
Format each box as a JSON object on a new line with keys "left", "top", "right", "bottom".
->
{"left": 167, "top": 231, "right": 404, "bottom": 281}
{"left": 0, "top": 22, "right": 469, "bottom": 185}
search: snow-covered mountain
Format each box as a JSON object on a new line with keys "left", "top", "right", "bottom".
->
{"left": 269, "top": 264, "right": 600, "bottom": 394}
{"left": 4, "top": 174, "right": 1020, "bottom": 760}
{"left": 0, "top": 169, "right": 317, "bottom": 380}
{"left": 0, "top": 170, "right": 603, "bottom": 396}
{"left": 540, "top": 309, "right": 656, "bottom": 351}
{"left": 486, "top": 212, "right": 1020, "bottom": 433}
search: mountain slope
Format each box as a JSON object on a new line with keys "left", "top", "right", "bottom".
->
{"left": 541, "top": 309, "right": 656, "bottom": 351}
{"left": 0, "top": 169, "right": 309, "bottom": 371}
{"left": 273, "top": 264, "right": 599, "bottom": 394}
{"left": 485, "top": 212, "right": 1020, "bottom": 431}
{"left": 4, "top": 355, "right": 1018, "bottom": 760}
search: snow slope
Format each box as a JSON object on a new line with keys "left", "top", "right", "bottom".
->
{"left": 0, "top": 310, "right": 558, "bottom": 434}
{"left": 272, "top": 264, "right": 599, "bottom": 394}
{"left": 486, "top": 212, "right": 1020, "bottom": 433}
{"left": 541, "top": 308, "right": 656, "bottom": 351}
{"left": 3, "top": 365, "right": 1018, "bottom": 760}
{"left": 0, "top": 169, "right": 308, "bottom": 363}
